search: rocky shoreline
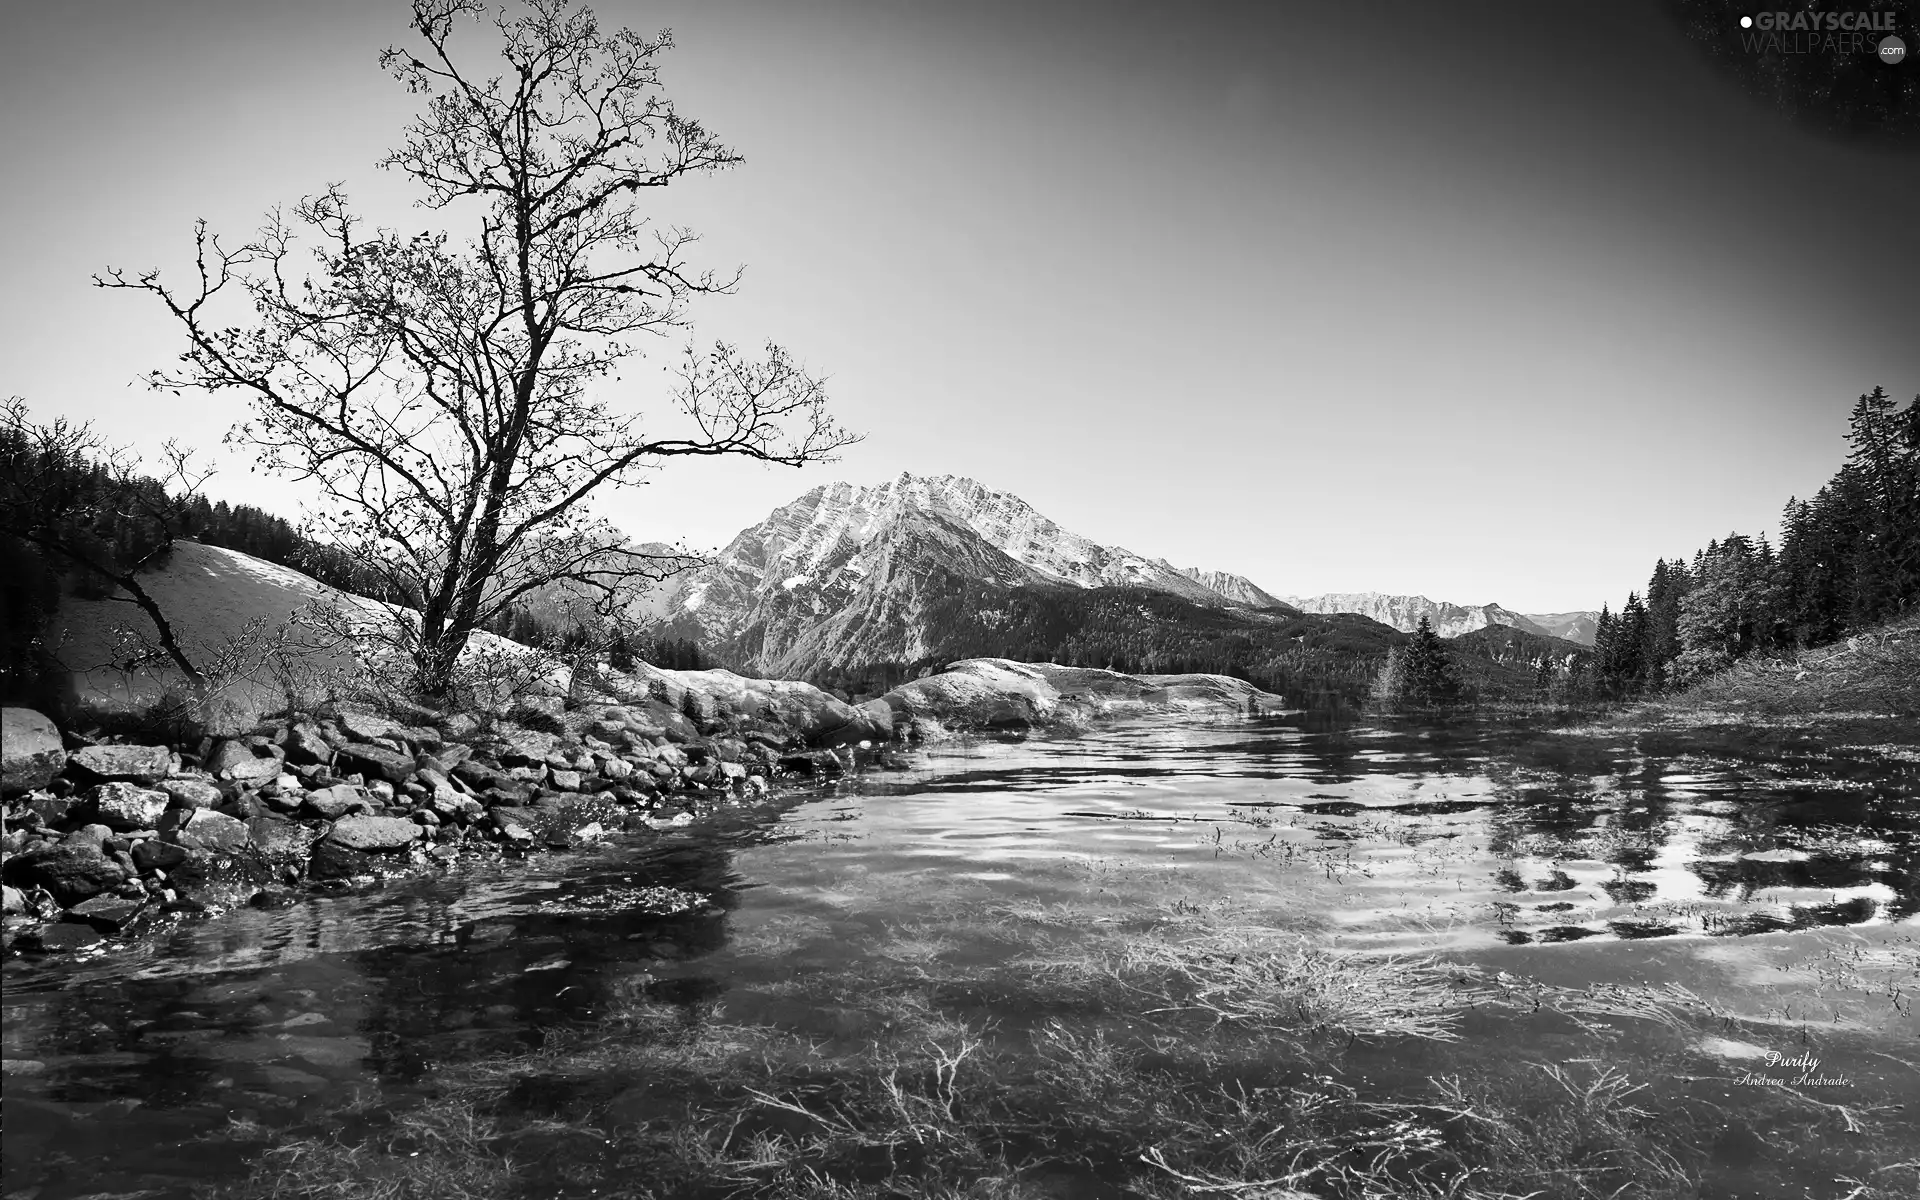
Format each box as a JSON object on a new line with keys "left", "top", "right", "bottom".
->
{"left": 2, "top": 658, "right": 1283, "bottom": 956}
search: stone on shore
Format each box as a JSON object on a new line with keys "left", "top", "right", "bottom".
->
{"left": 282, "top": 722, "right": 334, "bottom": 766}
{"left": 66, "top": 744, "right": 172, "bottom": 785}
{"left": 67, "top": 894, "right": 147, "bottom": 932}
{"left": 162, "top": 808, "right": 252, "bottom": 854}
{"left": 2, "top": 708, "right": 66, "bottom": 794}
{"left": 158, "top": 778, "right": 224, "bottom": 811}
{"left": 131, "top": 839, "right": 191, "bottom": 874}
{"left": 323, "top": 814, "right": 422, "bottom": 853}
{"left": 206, "top": 739, "right": 285, "bottom": 784}
{"left": 302, "top": 784, "right": 373, "bottom": 820}
{"left": 250, "top": 818, "right": 319, "bottom": 871}
{"left": 334, "top": 742, "right": 416, "bottom": 785}
{"left": 28, "top": 923, "right": 105, "bottom": 952}
{"left": 86, "top": 782, "right": 170, "bottom": 831}
{"left": 335, "top": 708, "right": 401, "bottom": 743}
{"left": 2, "top": 843, "right": 128, "bottom": 907}
{"left": 878, "top": 659, "right": 1286, "bottom": 736}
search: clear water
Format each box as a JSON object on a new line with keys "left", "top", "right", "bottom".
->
{"left": 4, "top": 714, "right": 1917, "bottom": 1198}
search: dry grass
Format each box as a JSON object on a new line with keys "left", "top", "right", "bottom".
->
{"left": 1612, "top": 615, "right": 1920, "bottom": 747}
{"left": 207, "top": 904, "right": 1869, "bottom": 1200}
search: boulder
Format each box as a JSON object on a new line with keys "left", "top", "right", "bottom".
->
{"left": 546, "top": 746, "right": 596, "bottom": 772}
{"left": 878, "top": 660, "right": 1285, "bottom": 738}
{"left": 23, "top": 792, "right": 79, "bottom": 827}
{"left": 599, "top": 756, "right": 633, "bottom": 780}
{"left": 3, "top": 843, "right": 128, "bottom": 906}
{"left": 334, "top": 742, "right": 416, "bottom": 785}
{"left": 249, "top": 818, "right": 319, "bottom": 871}
{"left": 67, "top": 894, "right": 147, "bottom": 932}
{"left": 336, "top": 708, "right": 401, "bottom": 744}
{"left": 778, "top": 750, "right": 845, "bottom": 777}
{"left": 303, "top": 784, "right": 373, "bottom": 820}
{"left": 63, "top": 822, "right": 115, "bottom": 847}
{"left": 490, "top": 806, "right": 539, "bottom": 838}
{"left": 856, "top": 699, "right": 897, "bottom": 739}
{"left": 131, "top": 839, "right": 191, "bottom": 874}
{"left": 282, "top": 722, "right": 334, "bottom": 766}
{"left": 494, "top": 727, "right": 560, "bottom": 766}
{"left": 66, "top": 744, "right": 172, "bottom": 785}
{"left": 450, "top": 759, "right": 509, "bottom": 792}
{"left": 324, "top": 814, "right": 422, "bottom": 853}
{"left": 163, "top": 808, "right": 252, "bottom": 854}
{"left": 86, "top": 783, "right": 170, "bottom": 831}
{"left": 425, "top": 790, "right": 483, "bottom": 823}
{"left": 483, "top": 781, "right": 534, "bottom": 806}
{"left": 549, "top": 769, "right": 583, "bottom": 792}
{"left": 27, "top": 923, "right": 104, "bottom": 952}
{"left": 158, "top": 778, "right": 224, "bottom": 811}
{"left": 207, "top": 739, "right": 285, "bottom": 784}
{"left": 1, "top": 708, "right": 66, "bottom": 794}
{"left": 307, "top": 840, "right": 375, "bottom": 881}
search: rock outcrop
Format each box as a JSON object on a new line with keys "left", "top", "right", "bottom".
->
{"left": 879, "top": 659, "right": 1285, "bottom": 737}
{"left": 2, "top": 708, "right": 66, "bottom": 794}
{"left": 1176, "top": 568, "right": 1290, "bottom": 610}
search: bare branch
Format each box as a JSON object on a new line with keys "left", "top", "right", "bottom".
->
{"left": 98, "top": 0, "right": 861, "bottom": 700}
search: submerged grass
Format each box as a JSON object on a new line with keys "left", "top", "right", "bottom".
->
{"left": 206, "top": 901, "right": 1920, "bottom": 1200}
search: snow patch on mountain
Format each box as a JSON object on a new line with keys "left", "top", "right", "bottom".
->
{"left": 1282, "top": 592, "right": 1557, "bottom": 640}
{"left": 639, "top": 473, "right": 1270, "bottom": 674}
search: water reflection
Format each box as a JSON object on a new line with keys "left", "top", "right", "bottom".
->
{"left": 3, "top": 712, "right": 1916, "bottom": 1199}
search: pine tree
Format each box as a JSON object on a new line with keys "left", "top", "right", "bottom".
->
{"left": 1398, "top": 616, "right": 1461, "bottom": 707}
{"left": 1369, "top": 646, "right": 1407, "bottom": 706}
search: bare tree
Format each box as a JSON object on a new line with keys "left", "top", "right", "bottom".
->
{"left": 100, "top": 0, "right": 857, "bottom": 699}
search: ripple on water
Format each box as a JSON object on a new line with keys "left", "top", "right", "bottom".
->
{"left": 4, "top": 714, "right": 1917, "bottom": 1199}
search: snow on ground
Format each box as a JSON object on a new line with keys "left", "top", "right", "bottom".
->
{"left": 51, "top": 540, "right": 560, "bottom": 727}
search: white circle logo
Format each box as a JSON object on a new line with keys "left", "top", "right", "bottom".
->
{"left": 1880, "top": 35, "right": 1907, "bottom": 64}
{"left": 1740, "top": 15, "right": 1753, "bottom": 28}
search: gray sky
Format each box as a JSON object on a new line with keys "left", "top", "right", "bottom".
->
{"left": 3, "top": 0, "right": 1916, "bottom": 612}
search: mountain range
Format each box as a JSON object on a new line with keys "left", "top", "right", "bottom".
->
{"left": 634, "top": 474, "right": 1595, "bottom": 689}
{"left": 1279, "top": 593, "right": 1598, "bottom": 644}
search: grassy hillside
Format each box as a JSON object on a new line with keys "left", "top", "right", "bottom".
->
{"left": 48, "top": 539, "right": 353, "bottom": 720}
{"left": 44, "top": 539, "right": 551, "bottom": 731}
{"left": 1637, "top": 612, "right": 1920, "bottom": 725}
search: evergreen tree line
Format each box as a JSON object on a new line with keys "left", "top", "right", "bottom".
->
{"left": 477, "top": 612, "right": 711, "bottom": 672}
{"left": 1589, "top": 388, "right": 1919, "bottom": 698}
{"left": 2, "top": 420, "right": 178, "bottom": 705}
{"left": 777, "top": 575, "right": 1410, "bottom": 708}
{"left": 1369, "top": 616, "right": 1464, "bottom": 708}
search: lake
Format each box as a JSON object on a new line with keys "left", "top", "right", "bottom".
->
{"left": 4, "top": 713, "right": 1916, "bottom": 1199}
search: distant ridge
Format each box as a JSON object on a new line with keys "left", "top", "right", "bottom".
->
{"left": 1282, "top": 592, "right": 1596, "bottom": 645}
{"left": 1521, "top": 611, "right": 1601, "bottom": 646}
{"left": 1177, "top": 567, "right": 1292, "bottom": 610}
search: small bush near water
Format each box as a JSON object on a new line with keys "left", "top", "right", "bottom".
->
{"left": 209, "top": 905, "right": 1915, "bottom": 1200}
